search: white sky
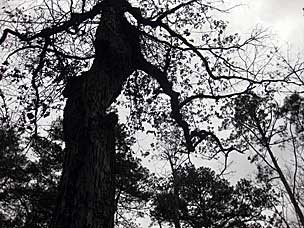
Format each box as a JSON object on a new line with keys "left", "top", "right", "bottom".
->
{"left": 227, "top": 0, "right": 304, "bottom": 51}
{"left": 212, "top": 0, "right": 304, "bottom": 182}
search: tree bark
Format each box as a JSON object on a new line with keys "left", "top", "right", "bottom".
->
{"left": 168, "top": 157, "right": 181, "bottom": 228}
{"left": 50, "top": 2, "right": 140, "bottom": 228}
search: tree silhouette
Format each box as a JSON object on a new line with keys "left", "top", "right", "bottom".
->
{"left": 150, "top": 164, "right": 281, "bottom": 228}
{"left": 227, "top": 92, "right": 304, "bottom": 226}
{"left": 0, "top": 0, "right": 302, "bottom": 227}
{"left": 0, "top": 120, "right": 150, "bottom": 228}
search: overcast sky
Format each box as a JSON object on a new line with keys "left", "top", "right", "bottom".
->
{"left": 227, "top": 0, "right": 304, "bottom": 51}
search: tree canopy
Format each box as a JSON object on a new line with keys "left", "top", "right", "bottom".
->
{"left": 0, "top": 0, "right": 304, "bottom": 227}
{"left": 151, "top": 164, "right": 281, "bottom": 228}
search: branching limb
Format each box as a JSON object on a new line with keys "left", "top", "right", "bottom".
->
{"left": 0, "top": 29, "right": 28, "bottom": 45}
{"left": 138, "top": 57, "right": 243, "bottom": 154}
{"left": 137, "top": 58, "right": 194, "bottom": 151}
{"left": 0, "top": 1, "right": 107, "bottom": 45}
{"left": 191, "top": 129, "right": 241, "bottom": 154}
{"left": 152, "top": 0, "right": 198, "bottom": 21}
{"left": 31, "top": 38, "right": 50, "bottom": 136}
{"left": 179, "top": 88, "right": 252, "bottom": 108}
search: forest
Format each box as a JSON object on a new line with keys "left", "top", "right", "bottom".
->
{"left": 0, "top": 0, "right": 304, "bottom": 227}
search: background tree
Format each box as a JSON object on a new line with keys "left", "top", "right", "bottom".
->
{"left": 147, "top": 128, "right": 282, "bottom": 228}
{"left": 0, "top": 121, "right": 62, "bottom": 228}
{"left": 0, "top": 118, "right": 151, "bottom": 228}
{"left": 150, "top": 164, "right": 282, "bottom": 228}
{"left": 224, "top": 91, "right": 304, "bottom": 227}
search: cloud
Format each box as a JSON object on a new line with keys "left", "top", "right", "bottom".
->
{"left": 255, "top": 0, "right": 303, "bottom": 22}
{"left": 227, "top": 0, "right": 304, "bottom": 49}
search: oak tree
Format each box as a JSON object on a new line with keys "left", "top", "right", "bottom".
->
{"left": 0, "top": 0, "right": 299, "bottom": 227}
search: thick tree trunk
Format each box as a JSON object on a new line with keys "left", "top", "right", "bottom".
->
{"left": 51, "top": 105, "right": 117, "bottom": 228}
{"left": 50, "top": 2, "right": 141, "bottom": 228}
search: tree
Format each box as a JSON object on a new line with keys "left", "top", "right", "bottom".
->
{"left": 0, "top": 0, "right": 301, "bottom": 227}
{"left": 150, "top": 164, "right": 282, "bottom": 228}
{"left": 0, "top": 119, "right": 151, "bottom": 228}
{"left": 0, "top": 122, "right": 62, "bottom": 228}
{"left": 148, "top": 129, "right": 282, "bottom": 228}
{"left": 227, "top": 92, "right": 304, "bottom": 227}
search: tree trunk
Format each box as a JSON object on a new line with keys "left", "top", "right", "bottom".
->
{"left": 50, "top": 2, "right": 140, "bottom": 227}
{"left": 168, "top": 158, "right": 181, "bottom": 228}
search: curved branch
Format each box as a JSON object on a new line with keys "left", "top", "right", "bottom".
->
{"left": 31, "top": 38, "right": 50, "bottom": 136}
{"left": 137, "top": 58, "right": 194, "bottom": 151}
{"left": 191, "top": 129, "right": 239, "bottom": 154}
{"left": 137, "top": 57, "right": 243, "bottom": 154}
{"left": 0, "top": 29, "right": 28, "bottom": 45}
{"left": 153, "top": 0, "right": 198, "bottom": 21}
{"left": 179, "top": 88, "right": 251, "bottom": 108}
{"left": 0, "top": 1, "right": 107, "bottom": 45}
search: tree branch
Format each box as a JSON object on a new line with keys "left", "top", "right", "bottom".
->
{"left": 0, "top": 1, "right": 107, "bottom": 45}
{"left": 179, "top": 88, "right": 251, "bottom": 108}
{"left": 137, "top": 58, "right": 194, "bottom": 151}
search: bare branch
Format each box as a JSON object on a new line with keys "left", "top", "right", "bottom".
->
{"left": 137, "top": 58, "right": 194, "bottom": 151}
{"left": 179, "top": 88, "right": 251, "bottom": 108}
{"left": 153, "top": 0, "right": 198, "bottom": 21}
{"left": 0, "top": 1, "right": 107, "bottom": 45}
{"left": 31, "top": 37, "right": 50, "bottom": 136}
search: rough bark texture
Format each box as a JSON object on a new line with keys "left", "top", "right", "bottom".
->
{"left": 50, "top": 2, "right": 140, "bottom": 228}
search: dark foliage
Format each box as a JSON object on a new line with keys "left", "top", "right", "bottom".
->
{"left": 0, "top": 121, "right": 150, "bottom": 228}
{"left": 0, "top": 126, "right": 61, "bottom": 228}
{"left": 151, "top": 164, "right": 281, "bottom": 228}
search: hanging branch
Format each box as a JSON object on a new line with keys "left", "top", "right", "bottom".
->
{"left": 31, "top": 37, "right": 50, "bottom": 136}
